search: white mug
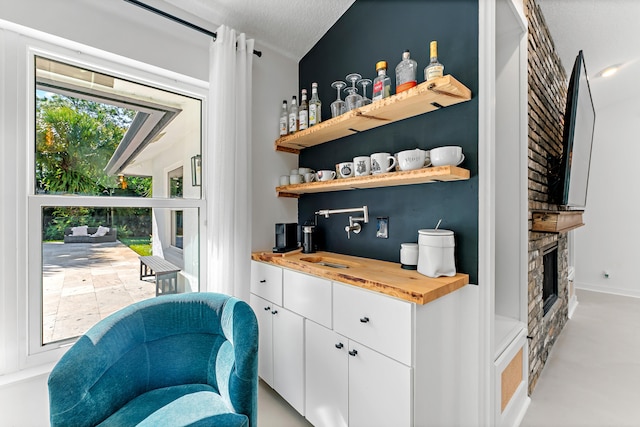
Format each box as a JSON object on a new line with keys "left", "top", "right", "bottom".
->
{"left": 279, "top": 175, "right": 290, "bottom": 186}
{"left": 304, "top": 172, "right": 316, "bottom": 183}
{"left": 396, "top": 149, "right": 429, "bottom": 171}
{"left": 298, "top": 167, "right": 314, "bottom": 176}
{"left": 290, "top": 174, "right": 303, "bottom": 184}
{"left": 290, "top": 168, "right": 299, "bottom": 176}
{"left": 336, "top": 162, "right": 354, "bottom": 178}
{"left": 353, "top": 156, "right": 371, "bottom": 176}
{"left": 316, "top": 170, "right": 336, "bottom": 181}
{"left": 430, "top": 146, "right": 465, "bottom": 167}
{"left": 370, "top": 152, "right": 397, "bottom": 174}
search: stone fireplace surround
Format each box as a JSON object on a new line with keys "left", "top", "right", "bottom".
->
{"left": 526, "top": 0, "right": 571, "bottom": 394}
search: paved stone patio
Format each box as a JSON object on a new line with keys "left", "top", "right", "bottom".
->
{"left": 42, "top": 241, "right": 156, "bottom": 344}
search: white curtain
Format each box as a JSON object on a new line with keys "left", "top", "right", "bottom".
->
{"left": 206, "top": 25, "right": 254, "bottom": 299}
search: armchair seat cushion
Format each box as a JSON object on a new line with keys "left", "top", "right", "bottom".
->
{"left": 97, "top": 384, "right": 248, "bottom": 427}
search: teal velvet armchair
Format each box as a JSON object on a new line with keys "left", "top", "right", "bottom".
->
{"left": 48, "top": 292, "right": 259, "bottom": 427}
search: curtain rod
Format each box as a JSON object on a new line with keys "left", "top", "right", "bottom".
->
{"left": 123, "top": 0, "right": 263, "bottom": 57}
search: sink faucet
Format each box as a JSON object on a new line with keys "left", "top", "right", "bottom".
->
{"left": 315, "top": 206, "right": 369, "bottom": 239}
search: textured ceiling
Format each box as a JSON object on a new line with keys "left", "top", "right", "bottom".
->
{"left": 538, "top": 0, "right": 640, "bottom": 110}
{"left": 159, "top": 0, "right": 355, "bottom": 60}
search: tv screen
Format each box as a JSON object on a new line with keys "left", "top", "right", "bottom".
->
{"left": 550, "top": 50, "right": 596, "bottom": 208}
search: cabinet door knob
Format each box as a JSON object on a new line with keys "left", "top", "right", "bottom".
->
{"left": 360, "top": 316, "right": 370, "bottom": 323}
{"left": 259, "top": 279, "right": 267, "bottom": 283}
{"left": 335, "top": 343, "right": 344, "bottom": 349}
{"left": 348, "top": 349, "right": 358, "bottom": 357}
{"left": 271, "top": 310, "right": 278, "bottom": 315}
{"left": 264, "top": 306, "right": 271, "bottom": 311}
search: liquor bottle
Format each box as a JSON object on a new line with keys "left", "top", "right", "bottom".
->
{"left": 395, "top": 50, "right": 417, "bottom": 93}
{"left": 288, "top": 95, "right": 298, "bottom": 134}
{"left": 372, "top": 61, "right": 391, "bottom": 101}
{"left": 299, "top": 89, "right": 309, "bottom": 130}
{"left": 279, "top": 100, "right": 288, "bottom": 136}
{"left": 424, "top": 41, "right": 444, "bottom": 81}
{"left": 309, "top": 82, "right": 322, "bottom": 126}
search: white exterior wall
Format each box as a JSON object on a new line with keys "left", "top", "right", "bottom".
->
{"left": 573, "top": 97, "right": 640, "bottom": 297}
{"left": 0, "top": 1, "right": 297, "bottom": 424}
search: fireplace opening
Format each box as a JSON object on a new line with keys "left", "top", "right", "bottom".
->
{"left": 542, "top": 243, "right": 558, "bottom": 315}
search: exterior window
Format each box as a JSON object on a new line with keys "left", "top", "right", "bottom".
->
{"left": 32, "top": 56, "right": 203, "bottom": 349}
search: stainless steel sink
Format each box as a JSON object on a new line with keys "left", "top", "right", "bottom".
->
{"left": 299, "top": 256, "right": 358, "bottom": 269}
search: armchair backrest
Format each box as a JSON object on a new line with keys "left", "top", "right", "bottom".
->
{"left": 48, "top": 292, "right": 258, "bottom": 427}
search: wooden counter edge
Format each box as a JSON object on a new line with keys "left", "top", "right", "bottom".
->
{"left": 251, "top": 251, "right": 469, "bottom": 305}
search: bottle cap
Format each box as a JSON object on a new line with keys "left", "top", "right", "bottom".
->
{"left": 302, "top": 89, "right": 307, "bottom": 94}
{"left": 402, "top": 50, "right": 411, "bottom": 60}
{"left": 430, "top": 41, "right": 438, "bottom": 57}
{"left": 376, "top": 60, "right": 388, "bottom": 71}
{"left": 312, "top": 82, "right": 318, "bottom": 88}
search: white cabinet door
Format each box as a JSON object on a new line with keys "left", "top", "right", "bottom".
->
{"left": 348, "top": 341, "right": 412, "bottom": 427}
{"left": 284, "top": 269, "right": 332, "bottom": 328}
{"left": 249, "top": 294, "right": 274, "bottom": 387}
{"left": 305, "top": 320, "right": 348, "bottom": 427}
{"left": 333, "top": 281, "right": 413, "bottom": 366}
{"left": 251, "top": 261, "right": 283, "bottom": 305}
{"left": 273, "top": 305, "right": 305, "bottom": 416}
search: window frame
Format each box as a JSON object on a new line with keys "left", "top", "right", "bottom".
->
{"left": 22, "top": 43, "right": 207, "bottom": 363}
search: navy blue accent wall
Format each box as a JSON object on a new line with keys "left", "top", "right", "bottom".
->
{"left": 297, "top": 0, "right": 478, "bottom": 283}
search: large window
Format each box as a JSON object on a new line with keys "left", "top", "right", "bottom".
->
{"left": 31, "top": 56, "right": 203, "bottom": 349}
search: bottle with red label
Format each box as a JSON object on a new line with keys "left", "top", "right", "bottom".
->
{"left": 371, "top": 60, "right": 391, "bottom": 102}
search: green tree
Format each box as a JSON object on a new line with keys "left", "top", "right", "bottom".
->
{"left": 35, "top": 93, "right": 136, "bottom": 195}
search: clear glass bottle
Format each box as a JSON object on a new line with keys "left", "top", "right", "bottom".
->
{"left": 299, "top": 89, "right": 309, "bottom": 130}
{"left": 309, "top": 82, "right": 322, "bottom": 126}
{"left": 424, "top": 41, "right": 444, "bottom": 81}
{"left": 372, "top": 61, "right": 391, "bottom": 101}
{"left": 279, "top": 100, "right": 288, "bottom": 136}
{"left": 395, "top": 50, "right": 417, "bottom": 94}
{"left": 288, "top": 95, "right": 298, "bottom": 134}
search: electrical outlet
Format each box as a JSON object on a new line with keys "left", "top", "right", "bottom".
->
{"left": 376, "top": 217, "right": 389, "bottom": 239}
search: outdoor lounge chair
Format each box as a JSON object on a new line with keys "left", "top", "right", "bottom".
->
{"left": 48, "top": 292, "right": 259, "bottom": 427}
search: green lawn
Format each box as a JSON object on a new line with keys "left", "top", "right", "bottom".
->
{"left": 119, "top": 237, "right": 152, "bottom": 256}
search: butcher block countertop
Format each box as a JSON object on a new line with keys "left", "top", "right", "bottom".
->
{"left": 251, "top": 250, "right": 469, "bottom": 305}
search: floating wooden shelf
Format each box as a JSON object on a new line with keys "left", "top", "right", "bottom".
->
{"left": 276, "top": 165, "right": 470, "bottom": 198}
{"left": 531, "top": 210, "right": 585, "bottom": 233}
{"left": 275, "top": 75, "right": 472, "bottom": 153}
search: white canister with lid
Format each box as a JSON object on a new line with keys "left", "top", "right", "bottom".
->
{"left": 417, "top": 229, "right": 456, "bottom": 278}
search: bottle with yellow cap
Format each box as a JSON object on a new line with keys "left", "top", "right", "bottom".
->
{"left": 424, "top": 41, "right": 444, "bottom": 81}
{"left": 372, "top": 60, "right": 392, "bottom": 101}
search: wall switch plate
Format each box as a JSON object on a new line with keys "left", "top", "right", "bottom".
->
{"left": 376, "top": 217, "right": 389, "bottom": 239}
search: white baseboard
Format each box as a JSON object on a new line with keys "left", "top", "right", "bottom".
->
{"left": 574, "top": 282, "right": 640, "bottom": 299}
{"left": 568, "top": 294, "right": 579, "bottom": 319}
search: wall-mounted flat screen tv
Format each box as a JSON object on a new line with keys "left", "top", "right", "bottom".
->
{"left": 550, "top": 50, "right": 596, "bottom": 208}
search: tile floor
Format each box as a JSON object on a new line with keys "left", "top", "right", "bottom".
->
{"left": 42, "top": 241, "right": 156, "bottom": 344}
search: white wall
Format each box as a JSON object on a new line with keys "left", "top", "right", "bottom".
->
{"left": 0, "top": 0, "right": 297, "bottom": 424}
{"left": 574, "top": 96, "right": 640, "bottom": 297}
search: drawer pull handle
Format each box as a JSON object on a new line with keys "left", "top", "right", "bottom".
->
{"left": 348, "top": 349, "right": 358, "bottom": 357}
{"left": 259, "top": 279, "right": 267, "bottom": 283}
{"left": 271, "top": 310, "right": 278, "bottom": 315}
{"left": 335, "top": 343, "right": 344, "bottom": 349}
{"left": 264, "top": 306, "right": 271, "bottom": 311}
{"left": 360, "top": 317, "right": 370, "bottom": 323}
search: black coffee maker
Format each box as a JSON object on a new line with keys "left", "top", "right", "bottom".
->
{"left": 273, "top": 223, "right": 298, "bottom": 253}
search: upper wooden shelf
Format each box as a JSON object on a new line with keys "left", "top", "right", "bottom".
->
{"left": 275, "top": 75, "right": 472, "bottom": 153}
{"left": 276, "top": 165, "right": 470, "bottom": 198}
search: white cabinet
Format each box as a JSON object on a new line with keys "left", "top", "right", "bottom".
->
{"left": 305, "top": 320, "right": 411, "bottom": 427}
{"left": 252, "top": 260, "right": 476, "bottom": 426}
{"left": 249, "top": 265, "right": 305, "bottom": 416}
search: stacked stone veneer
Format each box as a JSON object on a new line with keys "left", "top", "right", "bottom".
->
{"left": 526, "top": 0, "right": 570, "bottom": 394}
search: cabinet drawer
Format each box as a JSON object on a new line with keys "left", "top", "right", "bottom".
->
{"left": 251, "top": 261, "right": 283, "bottom": 305}
{"left": 333, "top": 282, "right": 412, "bottom": 365}
{"left": 283, "top": 269, "right": 332, "bottom": 328}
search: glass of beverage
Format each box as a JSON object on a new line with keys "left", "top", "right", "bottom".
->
{"left": 344, "top": 73, "right": 363, "bottom": 111}
{"left": 357, "top": 78, "right": 372, "bottom": 107}
{"left": 330, "top": 81, "right": 347, "bottom": 118}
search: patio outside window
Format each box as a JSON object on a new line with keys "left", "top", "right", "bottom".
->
{"left": 32, "top": 56, "right": 203, "bottom": 348}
